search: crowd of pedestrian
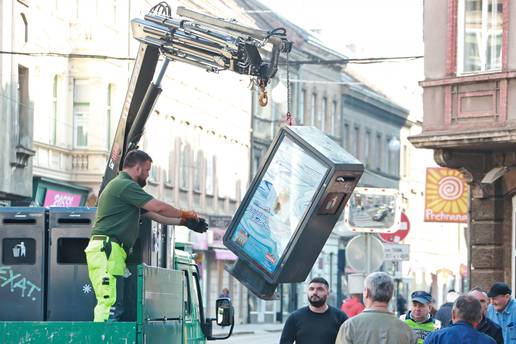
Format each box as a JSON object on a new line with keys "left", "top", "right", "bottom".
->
{"left": 279, "top": 274, "right": 516, "bottom": 344}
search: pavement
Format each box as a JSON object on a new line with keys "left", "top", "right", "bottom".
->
{"left": 213, "top": 322, "right": 284, "bottom": 336}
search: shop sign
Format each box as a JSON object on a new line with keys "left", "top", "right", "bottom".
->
{"left": 44, "top": 190, "right": 82, "bottom": 207}
{"left": 424, "top": 168, "right": 468, "bottom": 223}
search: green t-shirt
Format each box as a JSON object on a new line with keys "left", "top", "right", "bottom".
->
{"left": 91, "top": 172, "right": 154, "bottom": 249}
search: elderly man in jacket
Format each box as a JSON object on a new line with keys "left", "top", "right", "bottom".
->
{"left": 486, "top": 282, "right": 516, "bottom": 344}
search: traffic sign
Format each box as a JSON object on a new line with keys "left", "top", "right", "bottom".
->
{"left": 383, "top": 243, "right": 410, "bottom": 261}
{"left": 345, "top": 234, "right": 384, "bottom": 273}
{"left": 379, "top": 212, "right": 410, "bottom": 243}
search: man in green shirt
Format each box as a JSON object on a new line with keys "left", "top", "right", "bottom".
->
{"left": 400, "top": 290, "right": 441, "bottom": 343}
{"left": 85, "top": 149, "right": 206, "bottom": 322}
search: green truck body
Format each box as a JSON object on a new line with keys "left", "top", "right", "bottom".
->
{"left": 1, "top": 251, "right": 213, "bottom": 343}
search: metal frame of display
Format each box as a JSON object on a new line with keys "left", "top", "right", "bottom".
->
{"left": 224, "top": 126, "right": 363, "bottom": 299}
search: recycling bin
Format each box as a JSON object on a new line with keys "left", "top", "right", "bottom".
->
{"left": 124, "top": 218, "right": 170, "bottom": 321}
{"left": 46, "top": 207, "right": 96, "bottom": 321}
{"left": 127, "top": 217, "right": 161, "bottom": 267}
{"left": 0, "top": 207, "right": 46, "bottom": 320}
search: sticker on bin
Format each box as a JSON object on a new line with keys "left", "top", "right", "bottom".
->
{"left": 3, "top": 238, "right": 35, "bottom": 265}
{"left": 12, "top": 241, "right": 27, "bottom": 258}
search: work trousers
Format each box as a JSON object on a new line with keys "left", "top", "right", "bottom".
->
{"left": 85, "top": 237, "right": 127, "bottom": 322}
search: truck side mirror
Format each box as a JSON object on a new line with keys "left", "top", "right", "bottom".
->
{"left": 216, "top": 297, "right": 233, "bottom": 327}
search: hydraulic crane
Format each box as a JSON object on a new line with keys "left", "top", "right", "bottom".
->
{"left": 100, "top": 2, "right": 292, "bottom": 196}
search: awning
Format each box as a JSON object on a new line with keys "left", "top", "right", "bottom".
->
{"left": 213, "top": 248, "right": 237, "bottom": 261}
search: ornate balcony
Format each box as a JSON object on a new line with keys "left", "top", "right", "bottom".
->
{"left": 32, "top": 141, "right": 108, "bottom": 189}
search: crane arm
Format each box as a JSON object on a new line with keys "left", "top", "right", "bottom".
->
{"left": 99, "top": 2, "right": 292, "bottom": 196}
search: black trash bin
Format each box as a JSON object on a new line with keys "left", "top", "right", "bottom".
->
{"left": 127, "top": 217, "right": 167, "bottom": 267}
{"left": 123, "top": 218, "right": 169, "bottom": 321}
{"left": 46, "top": 207, "right": 96, "bottom": 321}
{"left": 0, "top": 207, "right": 46, "bottom": 321}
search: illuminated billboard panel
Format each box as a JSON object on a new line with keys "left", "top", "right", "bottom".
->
{"left": 224, "top": 126, "right": 364, "bottom": 299}
{"left": 229, "top": 136, "right": 329, "bottom": 273}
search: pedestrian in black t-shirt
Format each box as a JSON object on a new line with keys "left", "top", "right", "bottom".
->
{"left": 280, "top": 277, "right": 348, "bottom": 344}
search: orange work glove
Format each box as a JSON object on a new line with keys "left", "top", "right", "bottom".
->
{"left": 180, "top": 210, "right": 199, "bottom": 221}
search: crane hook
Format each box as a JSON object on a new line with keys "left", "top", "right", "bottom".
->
{"left": 258, "top": 80, "right": 268, "bottom": 107}
{"left": 259, "top": 89, "right": 268, "bottom": 107}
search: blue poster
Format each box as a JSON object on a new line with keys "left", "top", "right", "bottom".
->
{"left": 231, "top": 136, "right": 328, "bottom": 273}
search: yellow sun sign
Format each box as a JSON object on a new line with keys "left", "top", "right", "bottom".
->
{"left": 424, "top": 168, "right": 469, "bottom": 223}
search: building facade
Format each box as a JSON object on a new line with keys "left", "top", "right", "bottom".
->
{"left": 239, "top": 0, "right": 410, "bottom": 322}
{"left": 410, "top": 0, "right": 516, "bottom": 290}
{"left": 0, "top": 0, "right": 35, "bottom": 204}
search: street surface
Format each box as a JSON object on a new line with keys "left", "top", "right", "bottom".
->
{"left": 224, "top": 331, "right": 281, "bottom": 344}
{"left": 214, "top": 323, "right": 283, "bottom": 344}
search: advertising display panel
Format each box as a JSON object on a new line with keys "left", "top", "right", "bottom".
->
{"left": 224, "top": 126, "right": 363, "bottom": 299}
{"left": 229, "top": 135, "right": 329, "bottom": 274}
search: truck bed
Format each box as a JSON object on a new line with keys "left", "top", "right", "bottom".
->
{"left": 0, "top": 265, "right": 186, "bottom": 344}
{"left": 0, "top": 321, "right": 138, "bottom": 343}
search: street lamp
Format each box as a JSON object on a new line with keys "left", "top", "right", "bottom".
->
{"left": 388, "top": 136, "right": 401, "bottom": 152}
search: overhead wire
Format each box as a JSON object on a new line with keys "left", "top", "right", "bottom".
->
{"left": 0, "top": 50, "right": 134, "bottom": 61}
{"left": 0, "top": 50, "right": 422, "bottom": 65}
{"left": 283, "top": 56, "right": 423, "bottom": 65}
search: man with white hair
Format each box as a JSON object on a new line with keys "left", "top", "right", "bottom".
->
{"left": 335, "top": 272, "right": 415, "bottom": 344}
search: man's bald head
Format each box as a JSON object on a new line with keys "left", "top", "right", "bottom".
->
{"left": 468, "top": 289, "right": 489, "bottom": 317}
